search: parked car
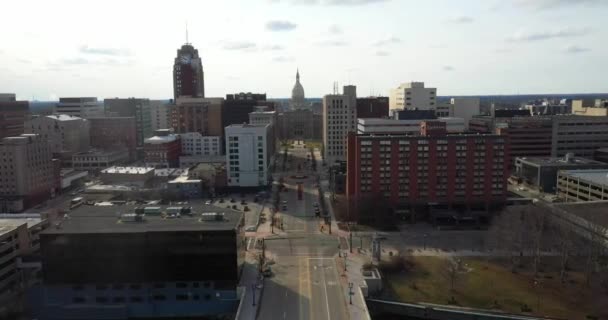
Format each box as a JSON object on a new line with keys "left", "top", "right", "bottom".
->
{"left": 205, "top": 200, "right": 212, "bottom": 205}
{"left": 245, "top": 225, "right": 256, "bottom": 232}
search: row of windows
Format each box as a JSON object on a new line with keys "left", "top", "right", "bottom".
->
{"left": 73, "top": 293, "right": 215, "bottom": 304}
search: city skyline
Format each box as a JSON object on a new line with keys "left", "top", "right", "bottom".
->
{"left": 1, "top": 0, "right": 607, "bottom": 100}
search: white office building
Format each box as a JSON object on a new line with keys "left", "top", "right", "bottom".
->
{"left": 55, "top": 97, "right": 104, "bottom": 118}
{"left": 25, "top": 114, "right": 90, "bottom": 159}
{"left": 181, "top": 132, "right": 220, "bottom": 156}
{"left": 150, "top": 100, "right": 172, "bottom": 131}
{"left": 225, "top": 124, "right": 272, "bottom": 187}
{"left": 323, "top": 85, "right": 357, "bottom": 164}
{"left": 389, "top": 82, "right": 436, "bottom": 111}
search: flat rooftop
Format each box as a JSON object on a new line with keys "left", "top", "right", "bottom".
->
{"left": 560, "top": 169, "right": 608, "bottom": 187}
{"left": 43, "top": 202, "right": 243, "bottom": 234}
{"left": 0, "top": 214, "right": 43, "bottom": 237}
{"left": 555, "top": 201, "right": 608, "bottom": 229}
{"left": 102, "top": 166, "right": 155, "bottom": 175}
{"left": 518, "top": 156, "right": 608, "bottom": 167}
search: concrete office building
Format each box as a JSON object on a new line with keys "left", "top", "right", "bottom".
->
{"left": 144, "top": 130, "right": 182, "bottom": 168}
{"left": 356, "top": 97, "right": 389, "bottom": 119}
{"left": 557, "top": 169, "right": 608, "bottom": 202}
{"left": 357, "top": 117, "right": 465, "bottom": 135}
{"left": 104, "top": 98, "right": 152, "bottom": 147}
{"left": 55, "top": 97, "right": 104, "bottom": 119}
{"left": 388, "top": 82, "right": 436, "bottom": 111}
{"left": 150, "top": 100, "right": 172, "bottom": 131}
{"left": 181, "top": 132, "right": 220, "bottom": 156}
{"left": 172, "top": 97, "right": 223, "bottom": 137}
{"left": 34, "top": 204, "right": 244, "bottom": 320}
{"left": 347, "top": 122, "right": 509, "bottom": 222}
{"left": 0, "top": 95, "right": 28, "bottom": 139}
{"left": 323, "top": 85, "right": 357, "bottom": 164}
{"left": 552, "top": 115, "right": 608, "bottom": 158}
{"left": 571, "top": 99, "right": 608, "bottom": 116}
{"left": 0, "top": 134, "right": 57, "bottom": 212}
{"left": 0, "top": 214, "right": 47, "bottom": 317}
{"left": 223, "top": 93, "right": 274, "bottom": 143}
{"left": 225, "top": 124, "right": 272, "bottom": 187}
{"left": 88, "top": 117, "right": 137, "bottom": 161}
{"left": 249, "top": 110, "right": 278, "bottom": 146}
{"left": 515, "top": 155, "right": 608, "bottom": 193}
{"left": 71, "top": 149, "right": 131, "bottom": 171}
{"left": 173, "top": 43, "right": 205, "bottom": 99}
{"left": 451, "top": 97, "right": 481, "bottom": 129}
{"left": 25, "top": 115, "right": 90, "bottom": 160}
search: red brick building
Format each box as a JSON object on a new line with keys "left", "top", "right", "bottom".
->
{"left": 346, "top": 122, "right": 509, "bottom": 221}
{"left": 89, "top": 117, "right": 137, "bottom": 161}
{"left": 144, "top": 130, "right": 181, "bottom": 168}
{"left": 356, "top": 97, "right": 389, "bottom": 119}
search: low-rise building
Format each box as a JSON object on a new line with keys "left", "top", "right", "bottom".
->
{"left": 571, "top": 99, "right": 608, "bottom": 116}
{"left": 100, "top": 166, "right": 155, "bottom": 187}
{"left": 167, "top": 171, "right": 202, "bottom": 199}
{"left": 557, "top": 169, "right": 608, "bottom": 202}
{"left": 515, "top": 154, "right": 608, "bottom": 193}
{"left": 144, "top": 130, "right": 181, "bottom": 168}
{"left": 356, "top": 97, "right": 389, "bottom": 119}
{"left": 188, "top": 162, "right": 227, "bottom": 195}
{"left": 71, "top": 149, "right": 130, "bottom": 171}
{"left": 33, "top": 204, "right": 244, "bottom": 320}
{"left": 179, "top": 155, "right": 225, "bottom": 169}
{"left": 59, "top": 169, "right": 88, "bottom": 191}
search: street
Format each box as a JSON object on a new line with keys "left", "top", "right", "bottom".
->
{"left": 258, "top": 141, "right": 348, "bottom": 319}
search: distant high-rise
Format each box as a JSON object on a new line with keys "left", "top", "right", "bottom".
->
{"left": 323, "top": 85, "right": 357, "bottom": 164}
{"left": 173, "top": 43, "right": 205, "bottom": 100}
{"left": 389, "top": 82, "right": 436, "bottom": 111}
{"left": 0, "top": 94, "right": 29, "bottom": 139}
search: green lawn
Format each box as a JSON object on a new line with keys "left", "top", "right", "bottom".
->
{"left": 383, "top": 256, "right": 606, "bottom": 320}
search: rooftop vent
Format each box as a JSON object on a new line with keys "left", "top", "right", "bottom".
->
{"left": 201, "top": 212, "right": 224, "bottom": 221}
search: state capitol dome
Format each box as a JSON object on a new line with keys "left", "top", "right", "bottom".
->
{"left": 291, "top": 69, "right": 305, "bottom": 109}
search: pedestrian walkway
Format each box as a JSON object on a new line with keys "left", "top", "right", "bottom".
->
{"left": 236, "top": 257, "right": 263, "bottom": 320}
{"left": 337, "top": 250, "right": 372, "bottom": 320}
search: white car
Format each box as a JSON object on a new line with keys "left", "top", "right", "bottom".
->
{"left": 245, "top": 225, "right": 257, "bottom": 232}
{"left": 205, "top": 200, "right": 212, "bottom": 205}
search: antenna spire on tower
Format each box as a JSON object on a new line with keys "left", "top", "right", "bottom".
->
{"left": 185, "top": 21, "right": 189, "bottom": 44}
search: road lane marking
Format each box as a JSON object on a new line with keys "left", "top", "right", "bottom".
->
{"left": 320, "top": 259, "right": 332, "bottom": 320}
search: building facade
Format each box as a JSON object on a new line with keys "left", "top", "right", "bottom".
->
{"left": 552, "top": 115, "right": 608, "bottom": 158}
{"left": 323, "top": 85, "right": 357, "bottom": 164}
{"left": 35, "top": 205, "right": 244, "bottom": 320}
{"left": 25, "top": 115, "right": 90, "bottom": 160}
{"left": 144, "top": 130, "right": 182, "bottom": 168}
{"left": 388, "top": 82, "right": 436, "bottom": 111}
{"left": 356, "top": 97, "right": 389, "bottom": 119}
{"left": 173, "top": 43, "right": 205, "bottom": 100}
{"left": 346, "top": 122, "right": 509, "bottom": 215}
{"left": 104, "top": 98, "right": 152, "bottom": 147}
{"left": 225, "top": 124, "right": 272, "bottom": 187}
{"left": 72, "top": 149, "right": 131, "bottom": 171}
{"left": 181, "top": 132, "right": 221, "bottom": 156}
{"left": 223, "top": 93, "right": 272, "bottom": 133}
{"left": 0, "top": 134, "right": 57, "bottom": 212}
{"left": 0, "top": 96, "right": 28, "bottom": 139}
{"left": 571, "top": 99, "right": 608, "bottom": 116}
{"left": 150, "top": 100, "right": 172, "bottom": 131}
{"left": 88, "top": 117, "right": 137, "bottom": 161}
{"left": 55, "top": 97, "right": 104, "bottom": 119}
{"left": 557, "top": 169, "right": 608, "bottom": 202}
{"left": 451, "top": 97, "right": 481, "bottom": 129}
{"left": 277, "top": 110, "right": 322, "bottom": 141}
{"left": 172, "top": 97, "right": 223, "bottom": 137}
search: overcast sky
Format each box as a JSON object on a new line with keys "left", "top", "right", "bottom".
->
{"left": 1, "top": 0, "right": 607, "bottom": 100}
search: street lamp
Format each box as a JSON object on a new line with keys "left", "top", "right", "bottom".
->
{"left": 348, "top": 282, "right": 354, "bottom": 305}
{"left": 251, "top": 283, "right": 256, "bottom": 306}
{"left": 344, "top": 252, "right": 348, "bottom": 272}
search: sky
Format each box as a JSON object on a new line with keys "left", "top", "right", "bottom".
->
{"left": 0, "top": 0, "right": 607, "bottom": 100}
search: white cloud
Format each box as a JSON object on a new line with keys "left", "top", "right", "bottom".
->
{"left": 506, "top": 27, "right": 590, "bottom": 42}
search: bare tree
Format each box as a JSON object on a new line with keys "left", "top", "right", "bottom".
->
{"left": 527, "top": 208, "right": 547, "bottom": 277}
{"left": 443, "top": 258, "right": 464, "bottom": 303}
{"left": 554, "top": 223, "right": 575, "bottom": 284}
{"left": 581, "top": 216, "right": 607, "bottom": 286}
{"left": 488, "top": 206, "right": 527, "bottom": 271}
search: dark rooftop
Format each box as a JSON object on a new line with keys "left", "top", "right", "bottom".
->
{"left": 43, "top": 202, "right": 243, "bottom": 234}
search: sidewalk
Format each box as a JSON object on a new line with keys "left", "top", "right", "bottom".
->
{"left": 337, "top": 247, "right": 373, "bottom": 320}
{"left": 236, "top": 256, "right": 263, "bottom": 320}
